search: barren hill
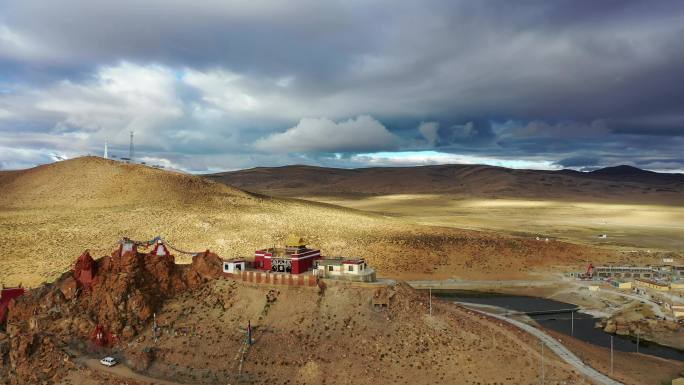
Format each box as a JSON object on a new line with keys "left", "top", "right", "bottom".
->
{"left": 206, "top": 164, "right": 684, "bottom": 204}
{"left": 0, "top": 157, "right": 616, "bottom": 286}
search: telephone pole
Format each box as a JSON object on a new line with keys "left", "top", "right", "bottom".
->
{"left": 429, "top": 288, "right": 432, "bottom": 316}
{"left": 636, "top": 330, "right": 640, "bottom": 353}
{"left": 610, "top": 335, "right": 614, "bottom": 376}
{"left": 540, "top": 341, "right": 545, "bottom": 385}
{"left": 571, "top": 310, "right": 574, "bottom": 336}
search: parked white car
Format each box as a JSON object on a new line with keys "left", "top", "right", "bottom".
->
{"left": 99, "top": 356, "right": 118, "bottom": 367}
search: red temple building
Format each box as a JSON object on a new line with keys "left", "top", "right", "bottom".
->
{"left": 254, "top": 236, "right": 321, "bottom": 274}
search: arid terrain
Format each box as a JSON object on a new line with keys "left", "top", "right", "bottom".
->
{"left": 0, "top": 247, "right": 600, "bottom": 385}
{"left": 207, "top": 164, "right": 684, "bottom": 204}
{"left": 1, "top": 158, "right": 683, "bottom": 385}
{"left": 0, "top": 157, "right": 622, "bottom": 287}
{"left": 208, "top": 164, "right": 684, "bottom": 252}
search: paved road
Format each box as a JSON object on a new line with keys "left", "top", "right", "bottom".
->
{"left": 470, "top": 308, "right": 624, "bottom": 385}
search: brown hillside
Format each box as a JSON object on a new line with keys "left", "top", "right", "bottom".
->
{"left": 206, "top": 164, "right": 684, "bottom": 204}
{"left": 0, "top": 157, "right": 618, "bottom": 287}
{"left": 0, "top": 156, "right": 252, "bottom": 209}
{"left": 1, "top": 251, "right": 595, "bottom": 384}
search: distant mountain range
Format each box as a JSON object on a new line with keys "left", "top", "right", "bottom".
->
{"left": 206, "top": 164, "right": 684, "bottom": 204}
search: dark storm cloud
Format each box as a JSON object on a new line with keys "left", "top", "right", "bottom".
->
{"left": 0, "top": 0, "right": 683, "bottom": 171}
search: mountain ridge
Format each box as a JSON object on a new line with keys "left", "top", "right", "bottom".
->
{"left": 206, "top": 163, "right": 684, "bottom": 204}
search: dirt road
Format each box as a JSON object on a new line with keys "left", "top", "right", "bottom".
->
{"left": 80, "top": 358, "right": 185, "bottom": 385}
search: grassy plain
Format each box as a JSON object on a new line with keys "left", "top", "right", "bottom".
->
{"left": 302, "top": 194, "right": 684, "bottom": 252}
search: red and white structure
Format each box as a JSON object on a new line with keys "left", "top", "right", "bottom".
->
{"left": 116, "top": 238, "right": 138, "bottom": 257}
{"left": 150, "top": 240, "right": 171, "bottom": 257}
{"left": 254, "top": 236, "right": 321, "bottom": 274}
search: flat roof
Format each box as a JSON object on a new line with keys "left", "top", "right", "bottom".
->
{"left": 317, "top": 258, "right": 364, "bottom": 266}
{"left": 318, "top": 259, "right": 342, "bottom": 266}
{"left": 635, "top": 278, "right": 669, "bottom": 286}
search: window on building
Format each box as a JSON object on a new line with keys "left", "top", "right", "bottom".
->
{"left": 328, "top": 266, "right": 334, "bottom": 272}
{"left": 348, "top": 265, "right": 353, "bottom": 272}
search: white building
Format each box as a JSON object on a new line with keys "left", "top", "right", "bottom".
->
{"left": 223, "top": 259, "right": 246, "bottom": 274}
{"left": 315, "top": 258, "right": 376, "bottom": 282}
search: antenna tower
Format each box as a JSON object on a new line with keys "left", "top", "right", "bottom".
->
{"left": 129, "top": 131, "right": 134, "bottom": 163}
{"left": 104, "top": 139, "right": 108, "bottom": 159}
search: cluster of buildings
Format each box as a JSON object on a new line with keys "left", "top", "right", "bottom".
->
{"left": 223, "top": 235, "right": 377, "bottom": 283}
{"left": 573, "top": 263, "right": 684, "bottom": 291}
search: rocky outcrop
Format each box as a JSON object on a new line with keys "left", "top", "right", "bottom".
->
{"left": 190, "top": 250, "right": 223, "bottom": 281}
{"left": 597, "top": 317, "right": 684, "bottom": 350}
{"left": 2, "top": 248, "right": 223, "bottom": 384}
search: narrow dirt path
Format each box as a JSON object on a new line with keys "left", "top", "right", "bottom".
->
{"left": 78, "top": 357, "right": 187, "bottom": 385}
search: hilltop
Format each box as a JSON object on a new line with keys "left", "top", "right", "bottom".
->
{"left": 206, "top": 164, "right": 684, "bottom": 204}
{"left": 0, "top": 157, "right": 615, "bottom": 286}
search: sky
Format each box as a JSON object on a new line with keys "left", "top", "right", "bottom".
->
{"left": 1, "top": 0, "right": 683, "bottom": 173}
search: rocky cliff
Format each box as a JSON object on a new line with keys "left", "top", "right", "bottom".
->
{"left": 0, "top": 247, "right": 223, "bottom": 384}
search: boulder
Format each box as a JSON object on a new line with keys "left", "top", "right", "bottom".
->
{"left": 57, "top": 277, "right": 78, "bottom": 300}
{"left": 191, "top": 251, "right": 223, "bottom": 280}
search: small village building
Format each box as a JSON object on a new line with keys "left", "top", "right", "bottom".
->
{"left": 223, "top": 259, "right": 246, "bottom": 274}
{"left": 674, "top": 266, "right": 684, "bottom": 278}
{"left": 634, "top": 278, "right": 670, "bottom": 291}
{"left": 254, "top": 236, "right": 321, "bottom": 274}
{"left": 673, "top": 378, "right": 684, "bottom": 385}
{"left": 316, "top": 257, "right": 376, "bottom": 282}
{"left": 610, "top": 280, "right": 632, "bottom": 290}
{"left": 670, "top": 305, "right": 684, "bottom": 319}
{"left": 670, "top": 281, "right": 684, "bottom": 290}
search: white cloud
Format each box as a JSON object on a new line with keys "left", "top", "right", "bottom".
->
{"left": 182, "top": 69, "right": 260, "bottom": 113}
{"left": 418, "top": 121, "right": 439, "bottom": 146}
{"left": 35, "top": 62, "right": 183, "bottom": 138}
{"left": 254, "top": 115, "right": 400, "bottom": 153}
{"left": 349, "top": 151, "right": 562, "bottom": 170}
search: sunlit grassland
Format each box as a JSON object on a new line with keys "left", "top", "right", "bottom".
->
{"left": 303, "top": 194, "right": 684, "bottom": 252}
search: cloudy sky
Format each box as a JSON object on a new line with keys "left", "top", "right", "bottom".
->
{"left": 1, "top": 0, "right": 683, "bottom": 172}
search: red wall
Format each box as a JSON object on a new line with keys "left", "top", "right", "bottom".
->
{"left": 254, "top": 254, "right": 272, "bottom": 271}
